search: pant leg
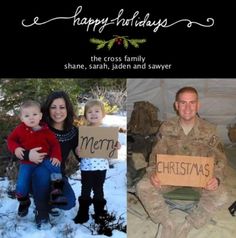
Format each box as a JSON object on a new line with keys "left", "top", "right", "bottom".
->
{"left": 54, "top": 176, "right": 76, "bottom": 210}
{"left": 136, "top": 175, "right": 172, "bottom": 224}
{"left": 186, "top": 184, "right": 228, "bottom": 228}
{"left": 81, "top": 171, "right": 94, "bottom": 199}
{"left": 42, "top": 159, "right": 61, "bottom": 174}
{"left": 32, "top": 163, "right": 51, "bottom": 213}
{"left": 16, "top": 163, "right": 37, "bottom": 198}
{"left": 92, "top": 170, "right": 106, "bottom": 200}
{"left": 32, "top": 162, "right": 76, "bottom": 212}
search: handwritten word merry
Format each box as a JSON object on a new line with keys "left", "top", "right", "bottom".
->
{"left": 80, "top": 136, "right": 116, "bottom": 158}
{"left": 21, "top": 5, "right": 214, "bottom": 33}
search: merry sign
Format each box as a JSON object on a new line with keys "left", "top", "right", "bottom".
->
{"left": 78, "top": 126, "right": 119, "bottom": 158}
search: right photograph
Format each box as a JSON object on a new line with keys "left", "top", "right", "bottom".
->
{"left": 127, "top": 78, "right": 236, "bottom": 238}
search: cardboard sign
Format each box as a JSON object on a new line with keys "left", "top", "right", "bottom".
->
{"left": 156, "top": 154, "right": 214, "bottom": 187}
{"left": 79, "top": 126, "right": 119, "bottom": 158}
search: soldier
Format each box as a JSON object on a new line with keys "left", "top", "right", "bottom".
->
{"left": 136, "top": 86, "right": 228, "bottom": 238}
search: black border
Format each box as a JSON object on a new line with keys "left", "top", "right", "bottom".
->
{"left": 0, "top": 0, "right": 235, "bottom": 78}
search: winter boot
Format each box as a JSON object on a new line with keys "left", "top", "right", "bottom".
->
{"left": 35, "top": 210, "right": 50, "bottom": 229}
{"left": 93, "top": 199, "right": 113, "bottom": 236}
{"left": 73, "top": 197, "right": 92, "bottom": 224}
{"left": 49, "top": 173, "right": 67, "bottom": 205}
{"left": 93, "top": 199, "right": 110, "bottom": 224}
{"left": 17, "top": 196, "right": 31, "bottom": 217}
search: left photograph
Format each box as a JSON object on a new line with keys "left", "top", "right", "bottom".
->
{"left": 0, "top": 78, "right": 127, "bottom": 238}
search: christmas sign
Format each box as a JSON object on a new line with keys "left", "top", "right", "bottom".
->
{"left": 156, "top": 154, "right": 214, "bottom": 187}
{"left": 78, "top": 126, "right": 119, "bottom": 158}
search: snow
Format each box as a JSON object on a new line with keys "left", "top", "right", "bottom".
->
{"left": 0, "top": 115, "right": 127, "bottom": 238}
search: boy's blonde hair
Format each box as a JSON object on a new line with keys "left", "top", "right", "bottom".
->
{"left": 20, "top": 100, "right": 41, "bottom": 114}
{"left": 84, "top": 99, "right": 105, "bottom": 118}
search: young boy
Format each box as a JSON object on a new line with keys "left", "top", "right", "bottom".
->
{"left": 73, "top": 99, "right": 121, "bottom": 225}
{"left": 7, "top": 100, "right": 67, "bottom": 217}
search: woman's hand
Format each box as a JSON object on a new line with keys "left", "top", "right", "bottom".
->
{"left": 75, "top": 146, "right": 80, "bottom": 156}
{"left": 29, "top": 147, "right": 47, "bottom": 164}
{"left": 204, "top": 177, "right": 219, "bottom": 191}
{"left": 150, "top": 172, "right": 161, "bottom": 188}
{"left": 15, "top": 147, "right": 25, "bottom": 160}
{"left": 50, "top": 158, "right": 61, "bottom": 167}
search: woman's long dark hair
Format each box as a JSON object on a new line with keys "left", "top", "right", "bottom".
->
{"left": 42, "top": 91, "right": 75, "bottom": 131}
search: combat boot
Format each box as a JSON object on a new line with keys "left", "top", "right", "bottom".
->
{"left": 17, "top": 196, "right": 31, "bottom": 217}
{"left": 49, "top": 173, "right": 67, "bottom": 205}
{"left": 73, "top": 197, "right": 92, "bottom": 224}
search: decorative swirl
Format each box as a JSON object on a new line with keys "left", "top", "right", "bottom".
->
{"left": 165, "top": 18, "right": 214, "bottom": 28}
{"left": 22, "top": 17, "right": 39, "bottom": 27}
{"left": 22, "top": 16, "right": 74, "bottom": 27}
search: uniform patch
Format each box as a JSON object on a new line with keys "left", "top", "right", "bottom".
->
{"left": 208, "top": 135, "right": 217, "bottom": 147}
{"left": 217, "top": 143, "right": 225, "bottom": 153}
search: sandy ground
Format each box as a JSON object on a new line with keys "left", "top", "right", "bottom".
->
{"left": 127, "top": 164, "right": 236, "bottom": 238}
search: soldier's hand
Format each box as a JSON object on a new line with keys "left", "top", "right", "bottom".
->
{"left": 204, "top": 177, "right": 219, "bottom": 191}
{"left": 150, "top": 172, "right": 161, "bottom": 188}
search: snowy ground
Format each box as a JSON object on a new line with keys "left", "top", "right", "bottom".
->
{"left": 0, "top": 115, "right": 127, "bottom": 238}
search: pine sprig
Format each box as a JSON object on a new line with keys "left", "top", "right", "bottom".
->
{"left": 128, "top": 39, "right": 146, "bottom": 48}
{"left": 123, "top": 38, "right": 129, "bottom": 49}
{"left": 90, "top": 38, "right": 105, "bottom": 44}
{"left": 107, "top": 38, "right": 116, "bottom": 50}
{"left": 90, "top": 36, "right": 147, "bottom": 50}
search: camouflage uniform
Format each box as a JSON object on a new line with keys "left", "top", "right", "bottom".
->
{"left": 136, "top": 116, "right": 228, "bottom": 228}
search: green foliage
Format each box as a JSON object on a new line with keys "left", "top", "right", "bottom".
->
{"left": 0, "top": 78, "right": 81, "bottom": 115}
{"left": 123, "top": 38, "right": 129, "bottom": 49}
{"left": 129, "top": 39, "right": 147, "bottom": 48}
{"left": 90, "top": 38, "right": 105, "bottom": 44}
{"left": 90, "top": 38, "right": 107, "bottom": 50}
{"left": 108, "top": 39, "right": 116, "bottom": 50}
{"left": 0, "top": 78, "right": 126, "bottom": 116}
{"left": 0, "top": 114, "right": 19, "bottom": 158}
{"left": 0, "top": 78, "right": 126, "bottom": 113}
{"left": 90, "top": 36, "right": 146, "bottom": 50}
{"left": 99, "top": 96, "right": 119, "bottom": 115}
{"left": 76, "top": 79, "right": 126, "bottom": 94}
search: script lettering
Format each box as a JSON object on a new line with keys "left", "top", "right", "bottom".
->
{"left": 21, "top": 5, "right": 215, "bottom": 33}
{"left": 80, "top": 136, "right": 116, "bottom": 158}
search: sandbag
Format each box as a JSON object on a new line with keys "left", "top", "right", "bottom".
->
{"left": 228, "top": 125, "right": 236, "bottom": 143}
{"left": 128, "top": 101, "right": 161, "bottom": 136}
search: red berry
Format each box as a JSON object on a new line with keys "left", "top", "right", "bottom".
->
{"left": 115, "top": 38, "right": 123, "bottom": 45}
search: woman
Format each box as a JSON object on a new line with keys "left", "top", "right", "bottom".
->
{"left": 25, "top": 91, "right": 79, "bottom": 227}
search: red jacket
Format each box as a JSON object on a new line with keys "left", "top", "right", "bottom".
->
{"left": 7, "top": 122, "right": 62, "bottom": 164}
